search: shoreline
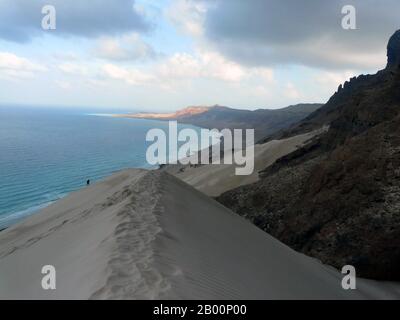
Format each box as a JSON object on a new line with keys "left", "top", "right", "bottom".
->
{"left": 0, "top": 113, "right": 220, "bottom": 232}
{"left": 0, "top": 113, "right": 198, "bottom": 233}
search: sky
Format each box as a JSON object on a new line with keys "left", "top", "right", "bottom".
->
{"left": 0, "top": 0, "right": 399, "bottom": 112}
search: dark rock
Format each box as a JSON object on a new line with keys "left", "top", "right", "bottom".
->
{"left": 387, "top": 30, "right": 400, "bottom": 70}
{"left": 217, "top": 30, "right": 400, "bottom": 280}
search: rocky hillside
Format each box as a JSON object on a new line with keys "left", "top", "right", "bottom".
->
{"left": 120, "top": 104, "right": 322, "bottom": 141}
{"left": 218, "top": 30, "right": 400, "bottom": 281}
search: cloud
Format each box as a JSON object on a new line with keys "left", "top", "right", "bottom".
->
{"left": 198, "top": 0, "right": 400, "bottom": 70}
{"left": 94, "top": 33, "right": 158, "bottom": 61}
{"left": 0, "top": 52, "right": 47, "bottom": 79}
{"left": 165, "top": 0, "right": 208, "bottom": 37}
{"left": 0, "top": 0, "right": 150, "bottom": 42}
{"left": 58, "top": 62, "right": 89, "bottom": 76}
{"left": 158, "top": 50, "right": 249, "bottom": 82}
{"left": 101, "top": 64, "right": 155, "bottom": 85}
{"left": 55, "top": 80, "right": 72, "bottom": 90}
{"left": 285, "top": 82, "right": 301, "bottom": 100}
{"left": 314, "top": 70, "right": 358, "bottom": 88}
{"left": 99, "top": 49, "right": 273, "bottom": 90}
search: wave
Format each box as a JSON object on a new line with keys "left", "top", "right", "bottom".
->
{"left": 85, "top": 113, "right": 115, "bottom": 117}
{"left": 0, "top": 192, "right": 68, "bottom": 230}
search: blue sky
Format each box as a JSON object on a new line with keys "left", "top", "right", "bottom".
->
{"left": 0, "top": 0, "right": 398, "bottom": 111}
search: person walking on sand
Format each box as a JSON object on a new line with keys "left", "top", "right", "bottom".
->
{"left": 87, "top": 179, "right": 90, "bottom": 186}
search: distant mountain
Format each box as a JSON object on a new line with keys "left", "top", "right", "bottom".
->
{"left": 118, "top": 104, "right": 322, "bottom": 141}
{"left": 218, "top": 30, "right": 400, "bottom": 280}
{"left": 127, "top": 106, "right": 210, "bottom": 119}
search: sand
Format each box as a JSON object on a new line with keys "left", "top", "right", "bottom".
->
{"left": 162, "top": 128, "right": 326, "bottom": 197}
{"left": 0, "top": 169, "right": 399, "bottom": 299}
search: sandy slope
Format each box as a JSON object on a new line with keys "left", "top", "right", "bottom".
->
{"left": 163, "top": 128, "right": 326, "bottom": 197}
{"left": 0, "top": 169, "right": 399, "bottom": 299}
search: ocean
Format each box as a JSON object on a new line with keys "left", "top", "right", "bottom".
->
{"left": 0, "top": 106, "right": 202, "bottom": 229}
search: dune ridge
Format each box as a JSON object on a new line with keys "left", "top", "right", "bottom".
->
{"left": 163, "top": 128, "right": 326, "bottom": 197}
{"left": 1, "top": 169, "right": 400, "bottom": 299}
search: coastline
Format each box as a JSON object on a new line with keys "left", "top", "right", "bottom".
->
{"left": 0, "top": 112, "right": 208, "bottom": 231}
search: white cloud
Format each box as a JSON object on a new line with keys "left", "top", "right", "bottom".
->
{"left": 94, "top": 33, "right": 157, "bottom": 61}
{"left": 165, "top": 0, "right": 208, "bottom": 37}
{"left": 0, "top": 52, "right": 46, "bottom": 79}
{"left": 251, "top": 85, "right": 272, "bottom": 97}
{"left": 158, "top": 53, "right": 201, "bottom": 79}
{"left": 52, "top": 52, "right": 80, "bottom": 61}
{"left": 199, "top": 51, "right": 245, "bottom": 82}
{"left": 315, "top": 70, "right": 357, "bottom": 88}
{"left": 58, "top": 62, "right": 89, "bottom": 76}
{"left": 102, "top": 63, "right": 155, "bottom": 85}
{"left": 253, "top": 68, "right": 275, "bottom": 84}
{"left": 285, "top": 82, "right": 302, "bottom": 100}
{"left": 98, "top": 48, "right": 274, "bottom": 91}
{"left": 158, "top": 50, "right": 257, "bottom": 83}
{"left": 55, "top": 80, "right": 72, "bottom": 90}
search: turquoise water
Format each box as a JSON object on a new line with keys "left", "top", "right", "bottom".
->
{"left": 0, "top": 106, "right": 202, "bottom": 229}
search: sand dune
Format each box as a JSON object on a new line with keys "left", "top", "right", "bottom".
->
{"left": 0, "top": 169, "right": 399, "bottom": 299}
{"left": 163, "top": 128, "right": 326, "bottom": 197}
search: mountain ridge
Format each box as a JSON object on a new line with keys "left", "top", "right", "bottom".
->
{"left": 217, "top": 29, "right": 400, "bottom": 280}
{"left": 117, "top": 103, "right": 322, "bottom": 140}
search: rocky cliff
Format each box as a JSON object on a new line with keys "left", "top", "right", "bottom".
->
{"left": 218, "top": 30, "right": 400, "bottom": 280}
